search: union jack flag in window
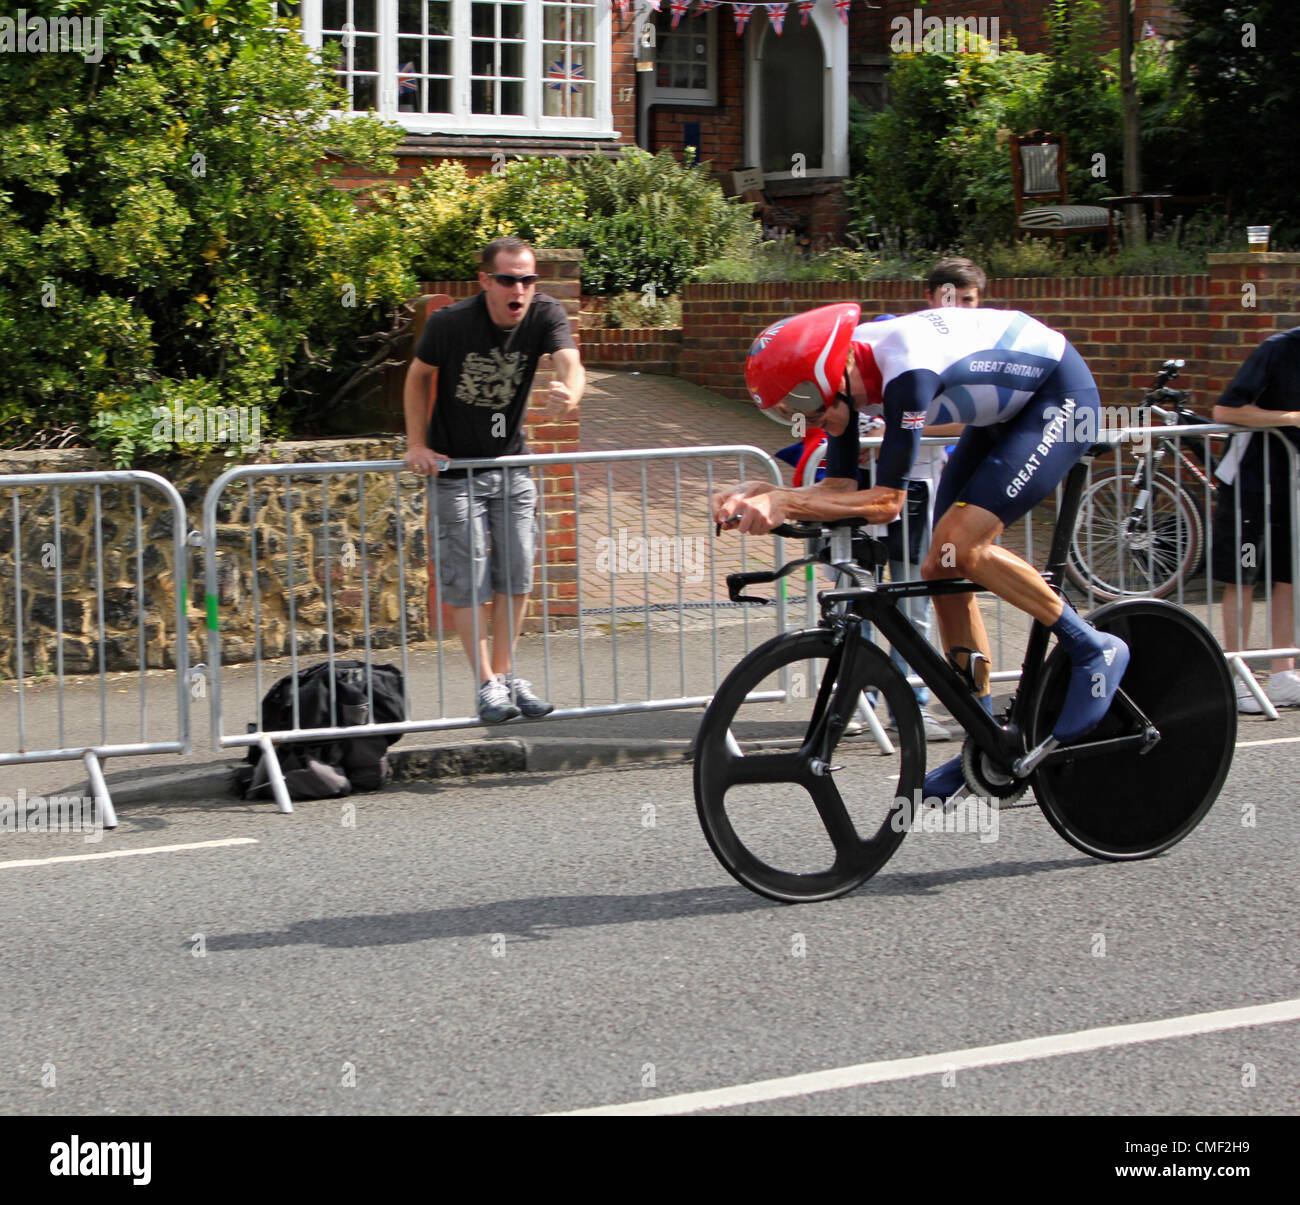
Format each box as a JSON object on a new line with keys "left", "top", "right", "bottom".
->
{"left": 547, "top": 58, "right": 586, "bottom": 93}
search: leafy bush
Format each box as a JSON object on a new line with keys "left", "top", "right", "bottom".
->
{"left": 1170, "top": 0, "right": 1300, "bottom": 242}
{"left": 848, "top": 1, "right": 1209, "bottom": 254}
{"left": 849, "top": 38, "right": 1047, "bottom": 249}
{"left": 393, "top": 156, "right": 587, "bottom": 281}
{"left": 557, "top": 149, "right": 758, "bottom": 295}
{"left": 0, "top": 0, "right": 416, "bottom": 464}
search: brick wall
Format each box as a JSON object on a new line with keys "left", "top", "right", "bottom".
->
{"left": 678, "top": 256, "right": 1300, "bottom": 408}
{"left": 581, "top": 327, "right": 682, "bottom": 374}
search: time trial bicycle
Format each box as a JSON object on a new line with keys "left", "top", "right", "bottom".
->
{"left": 694, "top": 449, "right": 1237, "bottom": 903}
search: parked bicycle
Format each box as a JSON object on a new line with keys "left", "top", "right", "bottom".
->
{"left": 694, "top": 449, "right": 1236, "bottom": 904}
{"left": 1065, "top": 359, "right": 1219, "bottom": 600}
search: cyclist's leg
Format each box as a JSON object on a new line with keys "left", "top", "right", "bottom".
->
{"left": 936, "top": 354, "right": 1129, "bottom": 743}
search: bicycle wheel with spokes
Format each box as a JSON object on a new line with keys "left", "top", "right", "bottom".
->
{"left": 694, "top": 628, "right": 923, "bottom": 903}
{"left": 1066, "top": 471, "right": 1204, "bottom": 600}
{"left": 1030, "top": 599, "right": 1235, "bottom": 859}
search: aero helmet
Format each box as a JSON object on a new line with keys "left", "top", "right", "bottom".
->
{"left": 745, "top": 303, "right": 861, "bottom": 424}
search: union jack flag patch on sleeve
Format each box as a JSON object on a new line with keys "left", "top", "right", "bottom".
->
{"left": 902, "top": 411, "right": 927, "bottom": 430}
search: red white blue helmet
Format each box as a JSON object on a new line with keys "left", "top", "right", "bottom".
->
{"left": 745, "top": 303, "right": 861, "bottom": 424}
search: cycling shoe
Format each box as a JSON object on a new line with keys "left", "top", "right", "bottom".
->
{"left": 922, "top": 694, "right": 992, "bottom": 802}
{"left": 1051, "top": 632, "right": 1130, "bottom": 743}
{"left": 923, "top": 755, "right": 967, "bottom": 802}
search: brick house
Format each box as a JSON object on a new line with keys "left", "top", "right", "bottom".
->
{"left": 307, "top": 0, "right": 1183, "bottom": 241}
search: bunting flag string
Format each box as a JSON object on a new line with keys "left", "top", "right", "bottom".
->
{"left": 623, "top": 0, "right": 851, "bottom": 32}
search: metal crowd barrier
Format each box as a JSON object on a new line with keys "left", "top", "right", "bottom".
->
{"left": 0, "top": 471, "right": 192, "bottom": 827}
{"left": 4, "top": 427, "right": 1297, "bottom": 821}
{"left": 201, "top": 447, "right": 786, "bottom": 813}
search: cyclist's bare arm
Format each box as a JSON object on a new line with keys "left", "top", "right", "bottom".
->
{"left": 713, "top": 476, "right": 906, "bottom": 535}
{"left": 1212, "top": 403, "right": 1300, "bottom": 428}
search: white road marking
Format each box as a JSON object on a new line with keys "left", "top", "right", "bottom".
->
{"left": 1236, "top": 735, "right": 1300, "bottom": 748}
{"left": 0, "top": 837, "right": 259, "bottom": 871}
{"left": 553, "top": 998, "right": 1300, "bottom": 1116}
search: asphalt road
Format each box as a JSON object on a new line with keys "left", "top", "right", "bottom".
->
{"left": 2, "top": 717, "right": 1298, "bottom": 1121}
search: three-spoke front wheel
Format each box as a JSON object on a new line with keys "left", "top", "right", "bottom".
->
{"left": 694, "top": 629, "right": 923, "bottom": 903}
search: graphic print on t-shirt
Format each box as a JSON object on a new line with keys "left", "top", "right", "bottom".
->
{"left": 455, "top": 348, "right": 526, "bottom": 408}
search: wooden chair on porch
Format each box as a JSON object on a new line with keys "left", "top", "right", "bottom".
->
{"left": 1010, "top": 131, "right": 1115, "bottom": 248}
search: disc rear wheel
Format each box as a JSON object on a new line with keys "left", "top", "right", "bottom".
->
{"left": 1030, "top": 599, "right": 1235, "bottom": 858}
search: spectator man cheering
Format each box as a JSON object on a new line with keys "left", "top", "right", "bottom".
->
{"left": 403, "top": 237, "right": 585, "bottom": 723}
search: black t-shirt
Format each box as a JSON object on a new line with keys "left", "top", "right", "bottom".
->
{"left": 413, "top": 291, "right": 576, "bottom": 466}
{"left": 1216, "top": 327, "right": 1300, "bottom": 493}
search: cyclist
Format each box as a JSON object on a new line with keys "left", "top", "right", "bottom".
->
{"left": 712, "top": 303, "right": 1131, "bottom": 799}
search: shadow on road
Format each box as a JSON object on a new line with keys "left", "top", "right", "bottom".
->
{"left": 201, "top": 855, "right": 1089, "bottom": 952}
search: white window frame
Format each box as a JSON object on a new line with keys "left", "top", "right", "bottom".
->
{"left": 645, "top": 10, "right": 717, "bottom": 107}
{"left": 744, "top": 7, "right": 847, "bottom": 179}
{"left": 300, "top": 0, "right": 614, "bottom": 137}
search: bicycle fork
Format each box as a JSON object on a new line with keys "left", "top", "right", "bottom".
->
{"left": 806, "top": 615, "right": 868, "bottom": 777}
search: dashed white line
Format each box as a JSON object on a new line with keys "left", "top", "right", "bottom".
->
{"left": 0, "top": 837, "right": 259, "bottom": 870}
{"left": 552, "top": 998, "right": 1300, "bottom": 1116}
{"left": 1236, "top": 735, "right": 1300, "bottom": 748}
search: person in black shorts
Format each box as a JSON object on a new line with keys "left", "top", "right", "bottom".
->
{"left": 402, "top": 237, "right": 585, "bottom": 724}
{"left": 1210, "top": 326, "right": 1300, "bottom": 711}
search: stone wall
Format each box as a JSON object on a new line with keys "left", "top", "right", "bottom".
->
{"left": 0, "top": 440, "right": 429, "bottom": 679}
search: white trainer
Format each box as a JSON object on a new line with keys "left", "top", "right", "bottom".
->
{"left": 1266, "top": 669, "right": 1300, "bottom": 708}
{"left": 919, "top": 708, "right": 954, "bottom": 742}
{"left": 1235, "top": 676, "right": 1263, "bottom": 715}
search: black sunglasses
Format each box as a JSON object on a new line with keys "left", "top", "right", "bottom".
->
{"left": 488, "top": 272, "right": 539, "bottom": 287}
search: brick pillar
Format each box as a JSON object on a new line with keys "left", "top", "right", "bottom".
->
{"left": 1205, "top": 253, "right": 1300, "bottom": 398}
{"left": 528, "top": 248, "right": 583, "bottom": 624}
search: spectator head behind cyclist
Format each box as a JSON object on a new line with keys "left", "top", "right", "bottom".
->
{"left": 747, "top": 302, "right": 891, "bottom": 437}
{"left": 924, "top": 257, "right": 985, "bottom": 308}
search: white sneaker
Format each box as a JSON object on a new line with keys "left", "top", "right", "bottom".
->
{"left": 919, "top": 708, "right": 954, "bottom": 742}
{"left": 1267, "top": 669, "right": 1300, "bottom": 708}
{"left": 1235, "top": 676, "right": 1263, "bottom": 715}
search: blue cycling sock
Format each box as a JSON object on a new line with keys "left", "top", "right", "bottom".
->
{"left": 1050, "top": 603, "right": 1130, "bottom": 742}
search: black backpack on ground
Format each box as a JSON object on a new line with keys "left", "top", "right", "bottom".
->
{"left": 234, "top": 660, "right": 406, "bottom": 801}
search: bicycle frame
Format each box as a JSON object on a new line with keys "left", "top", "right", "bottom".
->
{"left": 818, "top": 455, "right": 1158, "bottom": 777}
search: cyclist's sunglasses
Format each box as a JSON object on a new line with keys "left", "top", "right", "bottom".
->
{"left": 768, "top": 378, "right": 851, "bottom": 423}
{"left": 488, "top": 272, "right": 539, "bottom": 287}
